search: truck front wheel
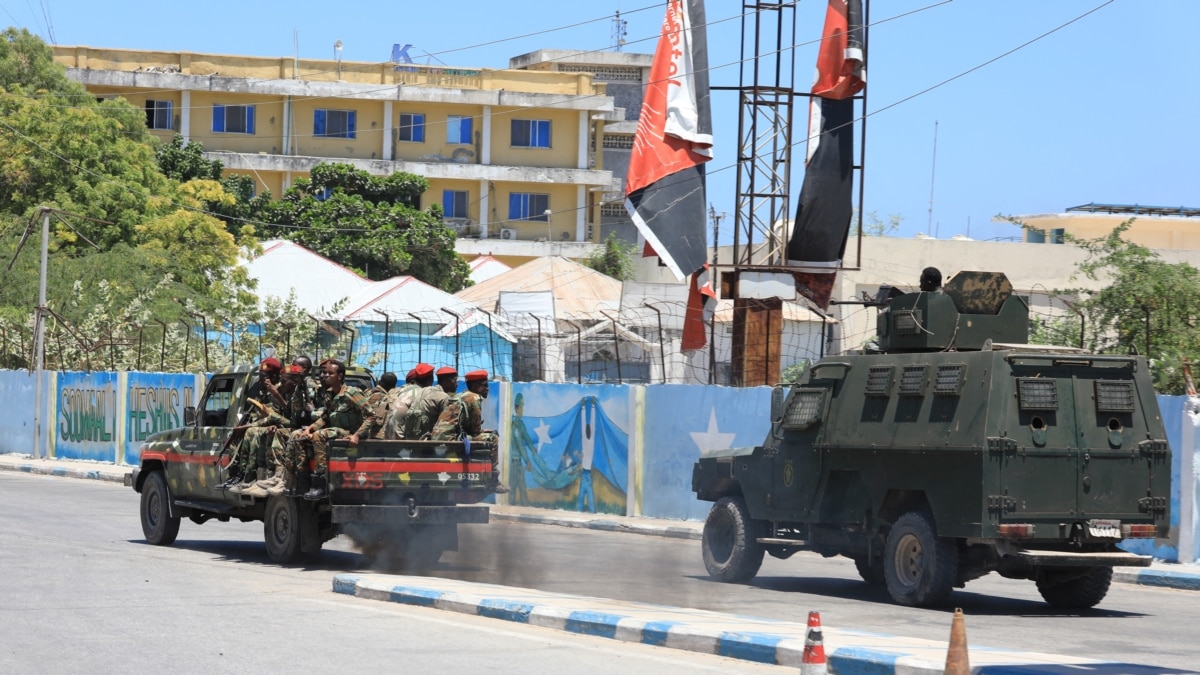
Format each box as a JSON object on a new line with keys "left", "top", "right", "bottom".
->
{"left": 883, "top": 511, "right": 958, "bottom": 606}
{"left": 140, "top": 470, "right": 180, "bottom": 546}
{"left": 702, "top": 496, "right": 765, "bottom": 583}
{"left": 1035, "top": 567, "right": 1112, "bottom": 609}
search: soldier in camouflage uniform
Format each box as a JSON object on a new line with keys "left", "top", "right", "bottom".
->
{"left": 403, "top": 365, "right": 455, "bottom": 440}
{"left": 260, "top": 364, "right": 310, "bottom": 496}
{"left": 431, "top": 369, "right": 496, "bottom": 444}
{"left": 224, "top": 358, "right": 285, "bottom": 490}
{"left": 228, "top": 396, "right": 291, "bottom": 496}
{"left": 384, "top": 364, "right": 432, "bottom": 439}
{"left": 283, "top": 358, "right": 377, "bottom": 500}
{"left": 360, "top": 371, "right": 397, "bottom": 439}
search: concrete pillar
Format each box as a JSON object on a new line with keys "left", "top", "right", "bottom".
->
{"left": 576, "top": 185, "right": 586, "bottom": 242}
{"left": 180, "top": 91, "right": 191, "bottom": 142}
{"left": 482, "top": 106, "right": 492, "bottom": 166}
{"left": 479, "top": 179, "right": 490, "bottom": 239}
{"left": 383, "top": 100, "right": 394, "bottom": 161}
{"left": 578, "top": 111, "right": 588, "bottom": 170}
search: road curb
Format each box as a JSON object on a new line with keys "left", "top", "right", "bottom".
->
{"left": 0, "top": 458, "right": 127, "bottom": 485}
{"left": 332, "top": 573, "right": 1193, "bottom": 672}
{"left": 490, "top": 511, "right": 702, "bottom": 540}
{"left": 1113, "top": 567, "right": 1200, "bottom": 592}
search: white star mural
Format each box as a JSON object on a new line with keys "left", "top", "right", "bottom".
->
{"left": 534, "top": 420, "right": 552, "bottom": 450}
{"left": 691, "top": 408, "right": 736, "bottom": 454}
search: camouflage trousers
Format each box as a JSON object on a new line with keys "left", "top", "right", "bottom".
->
{"left": 284, "top": 427, "right": 350, "bottom": 476}
{"left": 237, "top": 427, "right": 285, "bottom": 477}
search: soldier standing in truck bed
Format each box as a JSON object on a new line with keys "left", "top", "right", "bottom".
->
{"left": 431, "top": 369, "right": 496, "bottom": 444}
{"left": 361, "top": 371, "right": 398, "bottom": 439}
{"left": 402, "top": 365, "right": 455, "bottom": 440}
{"left": 385, "top": 364, "right": 432, "bottom": 439}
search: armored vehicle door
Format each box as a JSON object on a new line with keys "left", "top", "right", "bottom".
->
{"left": 175, "top": 373, "right": 241, "bottom": 500}
{"left": 998, "top": 355, "right": 1165, "bottom": 524}
{"left": 1066, "top": 358, "right": 1167, "bottom": 522}
{"left": 768, "top": 383, "right": 831, "bottom": 519}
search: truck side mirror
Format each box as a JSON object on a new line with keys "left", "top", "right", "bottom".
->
{"left": 184, "top": 406, "right": 196, "bottom": 426}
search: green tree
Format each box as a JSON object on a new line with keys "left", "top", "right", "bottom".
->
{"left": 585, "top": 232, "right": 636, "bottom": 281}
{"left": 850, "top": 210, "right": 903, "bottom": 237}
{"left": 1022, "top": 219, "right": 1200, "bottom": 394}
{"left": 154, "top": 135, "right": 270, "bottom": 242}
{"left": 258, "top": 163, "right": 471, "bottom": 292}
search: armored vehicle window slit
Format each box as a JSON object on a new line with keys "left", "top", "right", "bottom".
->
{"left": 782, "top": 389, "right": 825, "bottom": 430}
{"left": 866, "top": 366, "right": 893, "bottom": 396}
{"left": 1095, "top": 380, "right": 1135, "bottom": 413}
{"left": 898, "top": 365, "right": 927, "bottom": 396}
{"left": 934, "top": 364, "right": 966, "bottom": 395}
{"left": 893, "top": 310, "right": 923, "bottom": 335}
{"left": 1017, "top": 378, "right": 1058, "bottom": 410}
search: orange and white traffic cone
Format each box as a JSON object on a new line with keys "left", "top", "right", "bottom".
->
{"left": 944, "top": 607, "right": 970, "bottom": 675}
{"left": 801, "top": 610, "right": 828, "bottom": 675}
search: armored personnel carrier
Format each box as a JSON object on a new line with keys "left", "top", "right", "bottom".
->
{"left": 692, "top": 271, "right": 1170, "bottom": 607}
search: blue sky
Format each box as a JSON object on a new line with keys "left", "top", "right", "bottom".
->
{"left": 9, "top": 0, "right": 1198, "bottom": 243}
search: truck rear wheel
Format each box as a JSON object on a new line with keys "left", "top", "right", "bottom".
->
{"left": 1036, "top": 567, "right": 1112, "bottom": 609}
{"left": 140, "top": 470, "right": 180, "bottom": 546}
{"left": 264, "top": 496, "right": 317, "bottom": 564}
{"left": 702, "top": 496, "right": 765, "bottom": 583}
{"left": 884, "top": 511, "right": 958, "bottom": 606}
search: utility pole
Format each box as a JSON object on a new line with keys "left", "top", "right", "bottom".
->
{"left": 32, "top": 208, "right": 49, "bottom": 458}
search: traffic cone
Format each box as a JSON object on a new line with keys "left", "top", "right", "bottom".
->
{"left": 944, "top": 607, "right": 970, "bottom": 675}
{"left": 801, "top": 610, "right": 828, "bottom": 675}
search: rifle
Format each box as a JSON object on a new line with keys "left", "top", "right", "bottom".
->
{"left": 217, "top": 404, "right": 256, "bottom": 480}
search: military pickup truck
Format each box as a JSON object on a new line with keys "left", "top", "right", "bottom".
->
{"left": 130, "top": 364, "right": 496, "bottom": 566}
{"left": 693, "top": 272, "right": 1171, "bottom": 608}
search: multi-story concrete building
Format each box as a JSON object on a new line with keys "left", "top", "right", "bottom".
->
{"left": 53, "top": 45, "right": 617, "bottom": 267}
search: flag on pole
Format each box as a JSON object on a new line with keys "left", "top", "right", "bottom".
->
{"left": 786, "top": 0, "right": 865, "bottom": 308}
{"left": 624, "top": 0, "right": 713, "bottom": 282}
{"left": 681, "top": 263, "right": 716, "bottom": 351}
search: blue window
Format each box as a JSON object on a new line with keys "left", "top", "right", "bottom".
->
{"left": 212, "top": 104, "right": 255, "bottom": 134}
{"left": 511, "top": 119, "right": 550, "bottom": 148}
{"left": 145, "top": 100, "right": 172, "bottom": 130}
{"left": 447, "top": 115, "right": 473, "bottom": 144}
{"left": 443, "top": 190, "right": 469, "bottom": 218}
{"left": 399, "top": 113, "right": 425, "bottom": 143}
{"left": 508, "top": 193, "right": 549, "bottom": 221}
{"left": 316, "top": 187, "right": 333, "bottom": 201}
{"left": 314, "top": 109, "right": 357, "bottom": 139}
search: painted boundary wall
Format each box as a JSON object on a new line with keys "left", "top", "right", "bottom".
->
{"left": 1, "top": 369, "right": 1196, "bottom": 562}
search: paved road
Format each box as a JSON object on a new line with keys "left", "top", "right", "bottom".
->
{"left": 0, "top": 472, "right": 781, "bottom": 674}
{"left": 4, "top": 460, "right": 1199, "bottom": 671}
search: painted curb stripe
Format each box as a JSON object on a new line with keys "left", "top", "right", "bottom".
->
{"left": 641, "top": 620, "right": 679, "bottom": 646}
{"left": 717, "top": 631, "right": 784, "bottom": 664}
{"left": 828, "top": 647, "right": 903, "bottom": 675}
{"left": 331, "top": 575, "right": 360, "bottom": 595}
{"left": 477, "top": 599, "right": 534, "bottom": 622}
{"left": 389, "top": 586, "right": 443, "bottom": 607}
{"left": 1128, "top": 569, "right": 1200, "bottom": 591}
{"left": 565, "top": 610, "right": 624, "bottom": 638}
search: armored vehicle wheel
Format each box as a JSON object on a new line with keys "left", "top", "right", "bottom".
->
{"left": 702, "top": 496, "right": 765, "bottom": 583}
{"left": 854, "top": 556, "right": 885, "bottom": 586}
{"left": 883, "top": 511, "right": 959, "bottom": 606}
{"left": 1035, "top": 567, "right": 1113, "bottom": 609}
{"left": 140, "top": 470, "right": 180, "bottom": 546}
{"left": 264, "top": 496, "right": 317, "bottom": 564}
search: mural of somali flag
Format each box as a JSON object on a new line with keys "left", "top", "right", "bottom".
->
{"left": 509, "top": 386, "right": 628, "bottom": 514}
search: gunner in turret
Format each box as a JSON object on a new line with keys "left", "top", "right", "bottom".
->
{"left": 919, "top": 266, "right": 943, "bottom": 292}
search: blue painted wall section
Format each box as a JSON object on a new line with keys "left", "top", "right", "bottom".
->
{"left": 56, "top": 371, "right": 119, "bottom": 462}
{"left": 124, "top": 373, "right": 198, "bottom": 466}
{"left": 0, "top": 370, "right": 37, "bottom": 455}
{"left": 641, "top": 384, "right": 773, "bottom": 521}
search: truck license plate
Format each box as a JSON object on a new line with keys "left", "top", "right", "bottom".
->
{"left": 1087, "top": 519, "right": 1120, "bottom": 538}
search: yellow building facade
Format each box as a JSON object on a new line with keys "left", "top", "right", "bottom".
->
{"left": 55, "top": 46, "right": 614, "bottom": 252}
{"left": 1017, "top": 204, "right": 1200, "bottom": 250}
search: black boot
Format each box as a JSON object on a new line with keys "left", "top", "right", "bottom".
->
{"left": 289, "top": 472, "right": 312, "bottom": 497}
{"left": 303, "top": 474, "right": 328, "bottom": 501}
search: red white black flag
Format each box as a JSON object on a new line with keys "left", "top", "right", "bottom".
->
{"left": 786, "top": 0, "right": 865, "bottom": 308}
{"left": 624, "top": 0, "right": 713, "bottom": 282}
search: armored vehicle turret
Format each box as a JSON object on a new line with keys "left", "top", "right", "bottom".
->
{"left": 693, "top": 271, "right": 1170, "bottom": 608}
